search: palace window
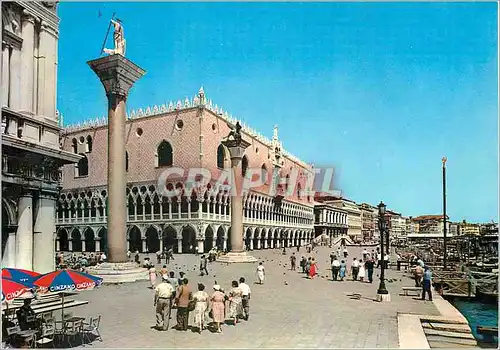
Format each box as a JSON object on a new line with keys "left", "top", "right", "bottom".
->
{"left": 86, "top": 135, "right": 93, "bottom": 153}
{"left": 297, "top": 182, "right": 302, "bottom": 199}
{"left": 242, "top": 155, "right": 248, "bottom": 177}
{"left": 72, "top": 138, "right": 78, "bottom": 154}
{"left": 157, "top": 140, "right": 173, "bottom": 167}
{"left": 126, "top": 151, "right": 129, "bottom": 172}
{"left": 261, "top": 164, "right": 268, "bottom": 184}
{"left": 76, "top": 154, "right": 89, "bottom": 177}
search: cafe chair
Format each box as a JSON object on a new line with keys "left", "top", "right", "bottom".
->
{"left": 83, "top": 315, "right": 102, "bottom": 343}
{"left": 64, "top": 319, "right": 83, "bottom": 347}
{"left": 35, "top": 321, "right": 56, "bottom": 348}
{"left": 6, "top": 325, "right": 20, "bottom": 337}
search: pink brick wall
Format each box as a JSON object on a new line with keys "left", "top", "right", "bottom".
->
{"left": 61, "top": 107, "right": 313, "bottom": 206}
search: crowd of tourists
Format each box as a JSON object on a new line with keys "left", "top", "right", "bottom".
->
{"left": 55, "top": 251, "right": 107, "bottom": 270}
{"left": 145, "top": 252, "right": 266, "bottom": 333}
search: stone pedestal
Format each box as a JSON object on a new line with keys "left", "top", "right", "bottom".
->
{"left": 376, "top": 293, "right": 391, "bottom": 302}
{"left": 86, "top": 262, "right": 148, "bottom": 284}
{"left": 217, "top": 252, "right": 258, "bottom": 263}
{"left": 217, "top": 137, "right": 257, "bottom": 264}
{"left": 88, "top": 54, "right": 145, "bottom": 281}
{"left": 88, "top": 54, "right": 145, "bottom": 264}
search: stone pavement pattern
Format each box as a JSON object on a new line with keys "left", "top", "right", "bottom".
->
{"left": 74, "top": 245, "right": 440, "bottom": 348}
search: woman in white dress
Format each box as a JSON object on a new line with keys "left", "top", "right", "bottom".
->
{"left": 148, "top": 266, "right": 157, "bottom": 288}
{"left": 192, "top": 283, "right": 209, "bottom": 333}
{"left": 358, "top": 260, "right": 366, "bottom": 282}
{"left": 256, "top": 262, "right": 265, "bottom": 284}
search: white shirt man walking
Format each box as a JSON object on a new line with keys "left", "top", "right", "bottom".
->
{"left": 154, "top": 276, "right": 176, "bottom": 331}
{"left": 239, "top": 277, "right": 251, "bottom": 320}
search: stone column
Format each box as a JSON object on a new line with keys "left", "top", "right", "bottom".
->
{"left": 1, "top": 43, "right": 10, "bottom": 107}
{"left": 37, "top": 22, "right": 58, "bottom": 120}
{"left": 88, "top": 55, "right": 145, "bottom": 263}
{"left": 217, "top": 137, "right": 257, "bottom": 263}
{"left": 177, "top": 240, "right": 183, "bottom": 254}
{"left": 223, "top": 238, "right": 227, "bottom": 251}
{"left": 197, "top": 240, "right": 204, "bottom": 254}
{"left": 9, "top": 48, "right": 21, "bottom": 110}
{"left": 249, "top": 239, "right": 254, "bottom": 251}
{"left": 96, "top": 240, "right": 101, "bottom": 252}
{"left": 33, "top": 193, "right": 57, "bottom": 273}
{"left": 16, "top": 193, "right": 33, "bottom": 270}
{"left": 257, "top": 240, "right": 261, "bottom": 250}
{"left": 142, "top": 240, "right": 147, "bottom": 253}
{"left": 19, "top": 12, "right": 35, "bottom": 114}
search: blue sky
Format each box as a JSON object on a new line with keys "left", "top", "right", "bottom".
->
{"left": 57, "top": 2, "right": 498, "bottom": 223}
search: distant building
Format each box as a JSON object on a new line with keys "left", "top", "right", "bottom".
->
{"left": 449, "top": 222, "right": 459, "bottom": 236}
{"left": 458, "top": 221, "right": 480, "bottom": 236}
{"left": 407, "top": 214, "right": 451, "bottom": 239}
{"left": 479, "top": 222, "right": 498, "bottom": 236}
{"left": 313, "top": 203, "right": 348, "bottom": 240}
{"left": 314, "top": 194, "right": 362, "bottom": 242}
{"left": 358, "top": 203, "right": 377, "bottom": 241}
{"left": 1, "top": 2, "right": 80, "bottom": 272}
{"left": 406, "top": 217, "right": 419, "bottom": 236}
{"left": 387, "top": 211, "right": 406, "bottom": 239}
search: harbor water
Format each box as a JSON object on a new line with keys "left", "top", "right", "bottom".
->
{"left": 449, "top": 297, "right": 498, "bottom": 347}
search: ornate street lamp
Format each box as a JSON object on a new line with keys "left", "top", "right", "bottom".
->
{"left": 377, "top": 201, "right": 391, "bottom": 302}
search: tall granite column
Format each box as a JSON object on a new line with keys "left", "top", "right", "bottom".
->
{"left": 88, "top": 55, "right": 145, "bottom": 263}
{"left": 217, "top": 138, "right": 257, "bottom": 263}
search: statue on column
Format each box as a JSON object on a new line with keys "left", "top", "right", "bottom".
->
{"left": 103, "top": 19, "right": 126, "bottom": 56}
{"left": 225, "top": 121, "right": 242, "bottom": 143}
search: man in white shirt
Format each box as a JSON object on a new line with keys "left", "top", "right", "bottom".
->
{"left": 154, "top": 276, "right": 176, "bottom": 331}
{"left": 331, "top": 256, "right": 341, "bottom": 281}
{"left": 239, "top": 277, "right": 251, "bottom": 320}
{"left": 351, "top": 258, "right": 360, "bottom": 281}
{"left": 362, "top": 249, "right": 368, "bottom": 261}
{"left": 100, "top": 252, "right": 107, "bottom": 263}
{"left": 384, "top": 253, "right": 390, "bottom": 269}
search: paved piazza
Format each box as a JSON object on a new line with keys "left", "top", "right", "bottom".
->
{"left": 74, "top": 245, "right": 439, "bottom": 348}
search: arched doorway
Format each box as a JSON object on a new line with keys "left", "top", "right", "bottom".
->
{"left": 162, "top": 226, "right": 178, "bottom": 253}
{"left": 204, "top": 226, "right": 214, "bottom": 252}
{"left": 245, "top": 228, "right": 252, "bottom": 251}
{"left": 216, "top": 226, "right": 225, "bottom": 251}
{"left": 260, "top": 229, "right": 267, "bottom": 249}
{"left": 84, "top": 228, "right": 95, "bottom": 252}
{"left": 253, "top": 228, "right": 260, "bottom": 250}
{"left": 181, "top": 226, "right": 196, "bottom": 253}
{"left": 128, "top": 226, "right": 142, "bottom": 253}
{"left": 97, "top": 228, "right": 108, "bottom": 254}
{"left": 71, "top": 229, "right": 82, "bottom": 252}
{"left": 146, "top": 226, "right": 160, "bottom": 253}
{"left": 58, "top": 228, "right": 69, "bottom": 251}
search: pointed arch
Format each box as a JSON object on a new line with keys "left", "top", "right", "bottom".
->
{"left": 162, "top": 225, "right": 178, "bottom": 252}
{"left": 76, "top": 154, "right": 89, "bottom": 177}
{"left": 128, "top": 225, "right": 142, "bottom": 253}
{"left": 217, "top": 144, "right": 226, "bottom": 169}
{"left": 71, "top": 228, "right": 82, "bottom": 252}
{"left": 242, "top": 155, "right": 248, "bottom": 177}
{"left": 83, "top": 227, "right": 95, "bottom": 252}
{"left": 157, "top": 140, "right": 173, "bottom": 167}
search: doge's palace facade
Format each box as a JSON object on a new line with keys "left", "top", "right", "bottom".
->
{"left": 1, "top": 2, "right": 80, "bottom": 272}
{"left": 57, "top": 88, "right": 316, "bottom": 254}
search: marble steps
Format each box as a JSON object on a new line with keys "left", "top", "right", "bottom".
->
{"left": 422, "top": 320, "right": 478, "bottom": 348}
{"left": 422, "top": 322, "right": 473, "bottom": 334}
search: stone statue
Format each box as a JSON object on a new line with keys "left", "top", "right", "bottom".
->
{"left": 225, "top": 121, "right": 242, "bottom": 142}
{"left": 103, "top": 19, "right": 126, "bottom": 56}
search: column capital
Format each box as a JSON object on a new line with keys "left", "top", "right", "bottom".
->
{"left": 22, "top": 11, "right": 37, "bottom": 25}
{"left": 87, "top": 55, "right": 145, "bottom": 99}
